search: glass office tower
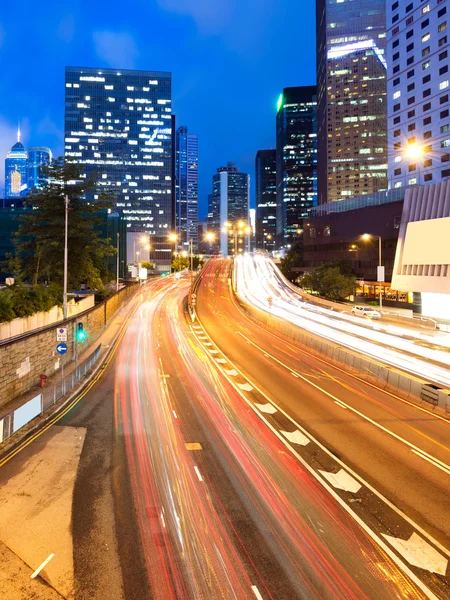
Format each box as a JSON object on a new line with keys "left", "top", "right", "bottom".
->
{"left": 276, "top": 86, "right": 317, "bottom": 247}
{"left": 255, "top": 149, "right": 276, "bottom": 250}
{"left": 316, "top": 0, "right": 388, "bottom": 205}
{"left": 64, "top": 66, "right": 173, "bottom": 266}
{"left": 28, "top": 147, "right": 52, "bottom": 191}
{"left": 175, "top": 126, "right": 198, "bottom": 250}
{"left": 5, "top": 134, "right": 28, "bottom": 199}
{"left": 210, "top": 162, "right": 250, "bottom": 255}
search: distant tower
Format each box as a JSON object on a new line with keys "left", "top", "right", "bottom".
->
{"left": 175, "top": 126, "right": 198, "bottom": 250}
{"left": 5, "top": 127, "right": 28, "bottom": 199}
{"left": 28, "top": 147, "right": 52, "bottom": 191}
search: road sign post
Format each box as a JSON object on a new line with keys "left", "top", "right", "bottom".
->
{"left": 56, "top": 343, "right": 68, "bottom": 355}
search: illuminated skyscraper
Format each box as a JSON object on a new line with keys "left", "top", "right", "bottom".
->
{"left": 175, "top": 126, "right": 198, "bottom": 250}
{"left": 209, "top": 162, "right": 250, "bottom": 255}
{"left": 64, "top": 66, "right": 173, "bottom": 267}
{"left": 255, "top": 149, "right": 276, "bottom": 250}
{"left": 28, "top": 147, "right": 52, "bottom": 191}
{"left": 5, "top": 129, "right": 28, "bottom": 199}
{"left": 276, "top": 86, "right": 317, "bottom": 247}
{"left": 316, "top": 0, "right": 388, "bottom": 205}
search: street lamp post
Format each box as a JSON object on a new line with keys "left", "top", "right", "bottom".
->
{"left": 189, "top": 238, "right": 194, "bottom": 280}
{"left": 116, "top": 232, "right": 120, "bottom": 292}
{"left": 362, "top": 233, "right": 383, "bottom": 310}
{"left": 63, "top": 195, "right": 69, "bottom": 320}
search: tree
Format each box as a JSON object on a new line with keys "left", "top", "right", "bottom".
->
{"left": 8, "top": 158, "right": 116, "bottom": 290}
{"left": 171, "top": 255, "right": 205, "bottom": 272}
{"left": 279, "top": 240, "right": 304, "bottom": 282}
{"left": 300, "top": 262, "right": 356, "bottom": 301}
{"left": 140, "top": 261, "right": 154, "bottom": 271}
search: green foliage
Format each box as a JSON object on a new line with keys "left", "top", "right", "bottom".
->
{"left": 300, "top": 261, "right": 356, "bottom": 301}
{"left": 171, "top": 255, "right": 204, "bottom": 271}
{"left": 140, "top": 261, "right": 154, "bottom": 270}
{"left": 7, "top": 157, "right": 116, "bottom": 290}
{"left": 0, "top": 284, "right": 64, "bottom": 323}
{"left": 279, "top": 240, "right": 304, "bottom": 282}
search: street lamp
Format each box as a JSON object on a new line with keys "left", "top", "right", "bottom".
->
{"left": 362, "top": 233, "right": 383, "bottom": 309}
{"left": 223, "top": 221, "right": 247, "bottom": 255}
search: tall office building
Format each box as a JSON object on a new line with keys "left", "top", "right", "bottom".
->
{"left": 209, "top": 162, "right": 250, "bottom": 255}
{"left": 5, "top": 129, "right": 28, "bottom": 199}
{"left": 28, "top": 147, "right": 52, "bottom": 191}
{"left": 387, "top": 0, "right": 450, "bottom": 188}
{"left": 276, "top": 86, "right": 317, "bottom": 247}
{"left": 175, "top": 126, "right": 198, "bottom": 250}
{"left": 64, "top": 66, "right": 173, "bottom": 267}
{"left": 316, "top": 0, "right": 388, "bottom": 205}
{"left": 255, "top": 149, "right": 276, "bottom": 250}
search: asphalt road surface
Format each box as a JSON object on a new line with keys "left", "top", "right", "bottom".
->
{"left": 0, "top": 269, "right": 448, "bottom": 599}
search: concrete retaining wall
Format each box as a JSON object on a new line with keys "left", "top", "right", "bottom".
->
{"left": 236, "top": 295, "right": 450, "bottom": 413}
{"left": 0, "top": 284, "right": 138, "bottom": 408}
{"left": 0, "top": 295, "right": 95, "bottom": 341}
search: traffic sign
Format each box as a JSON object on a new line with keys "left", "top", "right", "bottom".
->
{"left": 56, "top": 343, "right": 68, "bottom": 355}
{"left": 56, "top": 327, "right": 67, "bottom": 342}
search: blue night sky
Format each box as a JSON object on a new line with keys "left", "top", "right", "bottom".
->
{"left": 0, "top": 0, "right": 316, "bottom": 218}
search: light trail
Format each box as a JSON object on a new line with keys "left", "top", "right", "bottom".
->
{"left": 235, "top": 254, "right": 450, "bottom": 388}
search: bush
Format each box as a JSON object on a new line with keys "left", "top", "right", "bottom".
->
{"left": 0, "top": 284, "right": 64, "bottom": 323}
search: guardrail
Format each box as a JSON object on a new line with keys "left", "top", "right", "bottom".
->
{"left": 0, "top": 344, "right": 101, "bottom": 444}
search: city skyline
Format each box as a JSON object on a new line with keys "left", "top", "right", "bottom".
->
{"left": 0, "top": 0, "right": 316, "bottom": 217}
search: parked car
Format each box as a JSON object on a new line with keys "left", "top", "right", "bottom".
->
{"left": 351, "top": 305, "right": 381, "bottom": 319}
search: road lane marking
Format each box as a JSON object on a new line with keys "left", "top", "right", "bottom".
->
{"left": 216, "top": 358, "right": 227, "bottom": 364}
{"left": 335, "top": 400, "right": 348, "bottom": 410}
{"left": 172, "top": 410, "right": 178, "bottom": 419}
{"left": 236, "top": 330, "right": 450, "bottom": 484}
{"left": 224, "top": 369, "right": 238, "bottom": 376}
{"left": 251, "top": 585, "right": 264, "bottom": 600}
{"left": 161, "top": 513, "right": 166, "bottom": 528}
{"left": 237, "top": 383, "right": 253, "bottom": 392}
{"left": 203, "top": 342, "right": 213, "bottom": 346}
{"left": 255, "top": 403, "right": 277, "bottom": 414}
{"left": 411, "top": 448, "right": 450, "bottom": 476}
{"left": 186, "top": 443, "right": 202, "bottom": 451}
{"left": 31, "top": 553, "right": 55, "bottom": 579}
{"left": 318, "top": 469, "right": 362, "bottom": 493}
{"left": 382, "top": 533, "right": 448, "bottom": 575}
{"left": 194, "top": 466, "right": 203, "bottom": 482}
{"left": 280, "top": 430, "right": 309, "bottom": 446}
{"left": 290, "top": 372, "right": 299, "bottom": 378}
{"left": 208, "top": 349, "right": 219, "bottom": 354}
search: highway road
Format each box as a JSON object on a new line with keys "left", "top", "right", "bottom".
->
{"left": 234, "top": 254, "right": 450, "bottom": 387}
{"left": 0, "top": 268, "right": 448, "bottom": 599}
{"left": 195, "top": 257, "right": 450, "bottom": 600}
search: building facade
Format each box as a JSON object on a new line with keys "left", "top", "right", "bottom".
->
{"left": 387, "top": 0, "right": 450, "bottom": 188}
{"left": 255, "top": 149, "right": 277, "bottom": 251}
{"left": 392, "top": 180, "right": 450, "bottom": 317}
{"left": 175, "top": 126, "right": 198, "bottom": 251}
{"left": 5, "top": 134, "right": 28, "bottom": 199}
{"left": 316, "top": 0, "right": 388, "bottom": 205}
{"left": 64, "top": 66, "right": 173, "bottom": 267}
{"left": 28, "top": 147, "right": 52, "bottom": 192}
{"left": 209, "top": 162, "right": 250, "bottom": 255}
{"left": 276, "top": 86, "right": 317, "bottom": 247}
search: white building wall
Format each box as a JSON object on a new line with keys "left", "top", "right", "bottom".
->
{"left": 392, "top": 179, "right": 450, "bottom": 293}
{"left": 387, "top": 0, "right": 450, "bottom": 189}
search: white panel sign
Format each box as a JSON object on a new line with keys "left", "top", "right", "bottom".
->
{"left": 403, "top": 217, "right": 450, "bottom": 265}
{"left": 56, "top": 327, "right": 67, "bottom": 341}
{"left": 377, "top": 266, "right": 385, "bottom": 282}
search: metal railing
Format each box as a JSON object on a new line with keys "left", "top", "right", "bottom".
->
{"left": 0, "top": 344, "right": 101, "bottom": 444}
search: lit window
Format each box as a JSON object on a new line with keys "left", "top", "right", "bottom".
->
{"left": 422, "top": 33, "right": 431, "bottom": 42}
{"left": 393, "top": 90, "right": 401, "bottom": 99}
{"left": 422, "top": 61, "right": 431, "bottom": 70}
{"left": 440, "top": 80, "right": 449, "bottom": 90}
{"left": 422, "top": 5, "right": 430, "bottom": 14}
{"left": 394, "top": 181, "right": 403, "bottom": 188}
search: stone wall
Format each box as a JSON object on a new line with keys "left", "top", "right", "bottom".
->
{"left": 0, "top": 284, "right": 138, "bottom": 408}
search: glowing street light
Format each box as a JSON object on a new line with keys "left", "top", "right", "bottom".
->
{"left": 168, "top": 233, "right": 178, "bottom": 243}
{"left": 362, "top": 233, "right": 383, "bottom": 309}
{"left": 404, "top": 143, "right": 424, "bottom": 161}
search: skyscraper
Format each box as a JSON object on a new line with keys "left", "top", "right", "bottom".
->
{"left": 386, "top": 0, "right": 450, "bottom": 188}
{"left": 209, "top": 162, "right": 250, "bottom": 255}
{"left": 28, "top": 147, "right": 52, "bottom": 191}
{"left": 276, "top": 86, "right": 317, "bottom": 247}
{"left": 5, "top": 129, "right": 28, "bottom": 199}
{"left": 316, "top": 0, "right": 388, "bottom": 205}
{"left": 255, "top": 149, "right": 276, "bottom": 250}
{"left": 64, "top": 66, "right": 173, "bottom": 267}
{"left": 175, "top": 126, "right": 198, "bottom": 250}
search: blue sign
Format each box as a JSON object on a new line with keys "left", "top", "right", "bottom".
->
{"left": 56, "top": 343, "right": 68, "bottom": 355}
